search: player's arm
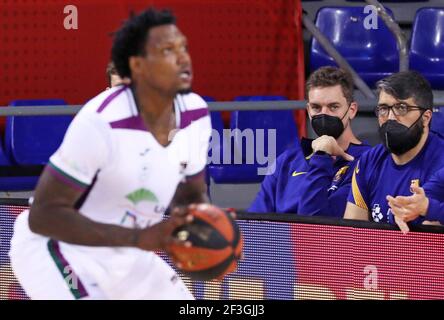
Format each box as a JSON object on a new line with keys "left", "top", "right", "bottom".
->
{"left": 170, "top": 171, "right": 209, "bottom": 208}
{"left": 294, "top": 151, "right": 336, "bottom": 216}
{"left": 29, "top": 112, "right": 188, "bottom": 252}
{"left": 343, "top": 201, "right": 369, "bottom": 220}
{"left": 29, "top": 169, "right": 188, "bottom": 251}
{"left": 296, "top": 136, "right": 354, "bottom": 216}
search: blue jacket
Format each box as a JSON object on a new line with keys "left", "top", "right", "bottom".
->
{"left": 248, "top": 138, "right": 371, "bottom": 217}
{"left": 424, "top": 168, "right": 444, "bottom": 224}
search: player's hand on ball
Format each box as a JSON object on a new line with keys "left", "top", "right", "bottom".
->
{"left": 135, "top": 206, "right": 194, "bottom": 252}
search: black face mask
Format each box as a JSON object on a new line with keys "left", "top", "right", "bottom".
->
{"left": 378, "top": 114, "right": 425, "bottom": 156}
{"left": 311, "top": 107, "right": 350, "bottom": 139}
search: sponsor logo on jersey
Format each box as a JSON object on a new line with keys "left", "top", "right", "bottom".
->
{"left": 292, "top": 171, "right": 307, "bottom": 177}
{"left": 126, "top": 188, "right": 159, "bottom": 205}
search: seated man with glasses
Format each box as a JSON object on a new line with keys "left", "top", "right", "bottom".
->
{"left": 344, "top": 70, "right": 444, "bottom": 231}
{"left": 249, "top": 66, "right": 370, "bottom": 216}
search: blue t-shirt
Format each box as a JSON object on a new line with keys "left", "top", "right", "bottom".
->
{"left": 248, "top": 138, "right": 371, "bottom": 216}
{"left": 348, "top": 132, "right": 444, "bottom": 225}
{"left": 421, "top": 167, "right": 444, "bottom": 224}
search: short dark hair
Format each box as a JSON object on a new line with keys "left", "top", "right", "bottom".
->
{"left": 376, "top": 70, "right": 433, "bottom": 110}
{"left": 305, "top": 66, "right": 354, "bottom": 105}
{"left": 111, "top": 7, "right": 176, "bottom": 78}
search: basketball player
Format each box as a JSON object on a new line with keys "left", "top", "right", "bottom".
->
{"left": 249, "top": 67, "right": 370, "bottom": 217}
{"left": 344, "top": 71, "right": 444, "bottom": 231}
{"left": 9, "top": 8, "right": 211, "bottom": 299}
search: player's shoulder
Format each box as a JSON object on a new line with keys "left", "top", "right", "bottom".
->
{"left": 176, "top": 92, "right": 210, "bottom": 129}
{"left": 422, "top": 131, "right": 444, "bottom": 165}
{"left": 175, "top": 92, "right": 208, "bottom": 112}
{"left": 82, "top": 85, "right": 129, "bottom": 113}
{"left": 73, "top": 87, "right": 130, "bottom": 129}
{"left": 348, "top": 141, "right": 372, "bottom": 157}
{"left": 428, "top": 131, "right": 444, "bottom": 149}
{"left": 77, "top": 85, "right": 136, "bottom": 126}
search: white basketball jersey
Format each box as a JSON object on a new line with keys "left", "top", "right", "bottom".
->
{"left": 49, "top": 85, "right": 211, "bottom": 229}
{"left": 42, "top": 86, "right": 210, "bottom": 278}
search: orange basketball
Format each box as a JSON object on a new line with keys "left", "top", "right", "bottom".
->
{"left": 167, "top": 204, "right": 243, "bottom": 281}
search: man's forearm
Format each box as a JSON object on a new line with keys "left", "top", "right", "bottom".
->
{"left": 29, "top": 205, "right": 140, "bottom": 247}
{"left": 170, "top": 178, "right": 209, "bottom": 208}
{"left": 170, "top": 189, "right": 209, "bottom": 208}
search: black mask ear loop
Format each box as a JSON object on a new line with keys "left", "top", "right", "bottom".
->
{"left": 339, "top": 103, "right": 352, "bottom": 130}
{"left": 407, "top": 109, "right": 426, "bottom": 130}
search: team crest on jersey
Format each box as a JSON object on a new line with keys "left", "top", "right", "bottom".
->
{"left": 126, "top": 188, "right": 159, "bottom": 205}
{"left": 333, "top": 166, "right": 349, "bottom": 183}
{"left": 410, "top": 179, "right": 420, "bottom": 192}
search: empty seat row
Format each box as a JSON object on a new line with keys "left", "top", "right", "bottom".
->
{"left": 0, "top": 96, "right": 299, "bottom": 189}
{"left": 0, "top": 100, "right": 73, "bottom": 190}
{"left": 311, "top": 7, "right": 444, "bottom": 88}
{"left": 206, "top": 96, "right": 300, "bottom": 184}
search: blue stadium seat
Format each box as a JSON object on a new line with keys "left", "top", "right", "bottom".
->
{"left": 431, "top": 107, "right": 444, "bottom": 136}
{"left": 0, "top": 141, "right": 11, "bottom": 166}
{"left": 0, "top": 99, "right": 73, "bottom": 191}
{"left": 6, "top": 99, "right": 73, "bottom": 165}
{"left": 310, "top": 6, "right": 398, "bottom": 87}
{"left": 208, "top": 96, "right": 300, "bottom": 183}
{"left": 0, "top": 134, "right": 43, "bottom": 191}
{"left": 410, "top": 8, "right": 444, "bottom": 89}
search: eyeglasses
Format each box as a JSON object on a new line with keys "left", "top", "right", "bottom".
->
{"left": 374, "top": 103, "right": 427, "bottom": 117}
